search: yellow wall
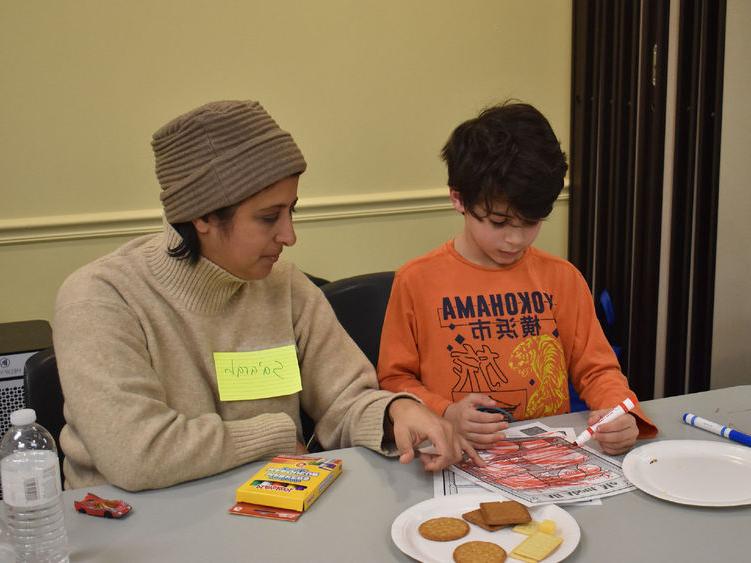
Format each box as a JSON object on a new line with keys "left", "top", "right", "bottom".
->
{"left": 712, "top": 0, "right": 751, "bottom": 389}
{"left": 0, "top": 1, "right": 571, "bottom": 324}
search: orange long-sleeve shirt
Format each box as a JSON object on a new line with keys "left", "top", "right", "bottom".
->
{"left": 377, "top": 242, "right": 657, "bottom": 437}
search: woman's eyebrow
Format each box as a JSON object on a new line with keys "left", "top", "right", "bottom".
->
{"left": 257, "top": 198, "right": 298, "bottom": 213}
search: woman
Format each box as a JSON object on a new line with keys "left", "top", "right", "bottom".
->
{"left": 53, "top": 100, "right": 478, "bottom": 491}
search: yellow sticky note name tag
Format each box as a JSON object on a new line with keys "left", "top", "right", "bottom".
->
{"left": 213, "top": 345, "right": 302, "bottom": 401}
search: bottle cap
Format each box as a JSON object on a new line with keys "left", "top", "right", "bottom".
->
{"left": 9, "top": 409, "right": 37, "bottom": 427}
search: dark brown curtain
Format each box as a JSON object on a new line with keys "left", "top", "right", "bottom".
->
{"left": 570, "top": 0, "right": 727, "bottom": 399}
{"left": 664, "top": 0, "right": 726, "bottom": 395}
{"left": 570, "top": 0, "right": 670, "bottom": 400}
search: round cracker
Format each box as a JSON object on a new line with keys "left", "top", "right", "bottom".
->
{"left": 418, "top": 517, "right": 470, "bottom": 541}
{"left": 453, "top": 541, "right": 507, "bottom": 563}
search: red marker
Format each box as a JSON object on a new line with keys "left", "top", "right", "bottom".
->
{"left": 574, "top": 398, "right": 635, "bottom": 446}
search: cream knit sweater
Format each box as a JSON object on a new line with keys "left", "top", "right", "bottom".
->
{"left": 53, "top": 227, "right": 399, "bottom": 491}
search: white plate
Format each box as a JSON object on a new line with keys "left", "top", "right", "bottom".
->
{"left": 622, "top": 439, "right": 751, "bottom": 507}
{"left": 391, "top": 493, "right": 580, "bottom": 563}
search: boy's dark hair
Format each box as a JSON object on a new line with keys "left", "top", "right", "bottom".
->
{"left": 441, "top": 102, "right": 568, "bottom": 221}
{"left": 167, "top": 204, "right": 239, "bottom": 264}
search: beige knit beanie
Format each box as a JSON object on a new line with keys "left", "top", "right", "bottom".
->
{"left": 152, "top": 100, "right": 307, "bottom": 223}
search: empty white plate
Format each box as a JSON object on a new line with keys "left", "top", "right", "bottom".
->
{"left": 622, "top": 439, "right": 751, "bottom": 507}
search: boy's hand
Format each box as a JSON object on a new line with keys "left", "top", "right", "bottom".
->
{"left": 589, "top": 411, "right": 638, "bottom": 454}
{"left": 443, "top": 394, "right": 509, "bottom": 449}
{"left": 387, "top": 398, "right": 483, "bottom": 471}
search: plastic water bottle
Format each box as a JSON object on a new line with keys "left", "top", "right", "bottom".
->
{"left": 0, "top": 516, "right": 15, "bottom": 563}
{"left": 0, "top": 409, "right": 68, "bottom": 562}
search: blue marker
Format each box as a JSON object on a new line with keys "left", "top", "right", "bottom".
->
{"left": 682, "top": 413, "right": 751, "bottom": 448}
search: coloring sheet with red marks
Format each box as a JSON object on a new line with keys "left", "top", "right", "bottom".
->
{"left": 445, "top": 422, "right": 633, "bottom": 505}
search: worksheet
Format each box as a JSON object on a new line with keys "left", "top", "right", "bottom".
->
{"left": 435, "top": 422, "right": 626, "bottom": 505}
{"left": 433, "top": 422, "right": 571, "bottom": 497}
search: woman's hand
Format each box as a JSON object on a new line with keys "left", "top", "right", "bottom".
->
{"left": 589, "top": 411, "right": 638, "bottom": 454}
{"left": 443, "top": 394, "right": 509, "bottom": 449}
{"left": 386, "top": 398, "right": 484, "bottom": 471}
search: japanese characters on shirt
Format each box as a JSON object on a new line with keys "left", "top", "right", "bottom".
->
{"left": 440, "top": 289, "right": 567, "bottom": 420}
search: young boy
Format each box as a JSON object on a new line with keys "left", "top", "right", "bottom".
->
{"left": 377, "top": 102, "right": 657, "bottom": 455}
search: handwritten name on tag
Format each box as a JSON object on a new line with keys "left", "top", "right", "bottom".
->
{"left": 213, "top": 345, "right": 302, "bottom": 401}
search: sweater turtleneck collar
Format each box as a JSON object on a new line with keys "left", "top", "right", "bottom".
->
{"left": 144, "top": 225, "right": 248, "bottom": 314}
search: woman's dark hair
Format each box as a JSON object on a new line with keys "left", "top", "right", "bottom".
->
{"left": 441, "top": 101, "right": 568, "bottom": 221}
{"left": 167, "top": 204, "right": 239, "bottom": 264}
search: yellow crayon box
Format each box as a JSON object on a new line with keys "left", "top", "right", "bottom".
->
{"left": 235, "top": 455, "right": 343, "bottom": 512}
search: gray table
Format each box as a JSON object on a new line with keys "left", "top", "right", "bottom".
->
{"left": 61, "top": 386, "right": 751, "bottom": 562}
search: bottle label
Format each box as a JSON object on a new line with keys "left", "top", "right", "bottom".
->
{"left": 1, "top": 451, "right": 62, "bottom": 508}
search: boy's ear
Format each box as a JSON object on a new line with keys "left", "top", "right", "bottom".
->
{"left": 449, "top": 189, "right": 466, "bottom": 214}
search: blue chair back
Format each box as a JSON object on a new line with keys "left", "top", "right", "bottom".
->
{"left": 569, "top": 288, "right": 624, "bottom": 413}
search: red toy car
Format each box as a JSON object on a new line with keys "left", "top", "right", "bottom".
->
{"left": 74, "top": 493, "right": 132, "bottom": 518}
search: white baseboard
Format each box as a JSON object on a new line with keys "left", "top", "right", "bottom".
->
{"left": 0, "top": 186, "right": 568, "bottom": 246}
